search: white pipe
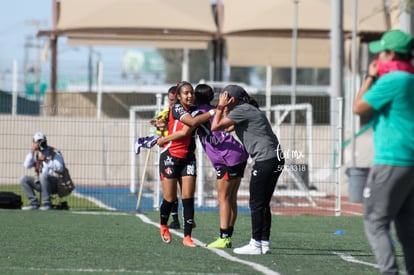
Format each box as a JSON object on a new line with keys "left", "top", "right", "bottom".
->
{"left": 209, "top": 61, "right": 214, "bottom": 82}
{"left": 306, "top": 104, "right": 313, "bottom": 185}
{"left": 12, "top": 59, "right": 18, "bottom": 116}
{"left": 154, "top": 93, "right": 162, "bottom": 209}
{"left": 130, "top": 108, "right": 137, "bottom": 193}
{"left": 273, "top": 111, "right": 281, "bottom": 137}
{"left": 197, "top": 139, "right": 205, "bottom": 207}
{"left": 265, "top": 64, "right": 272, "bottom": 119}
{"left": 96, "top": 61, "right": 103, "bottom": 119}
{"left": 182, "top": 48, "right": 189, "bottom": 81}
{"left": 330, "top": 0, "right": 344, "bottom": 178}
{"left": 35, "top": 36, "right": 40, "bottom": 100}
{"left": 400, "top": 0, "right": 412, "bottom": 34}
{"left": 290, "top": 0, "right": 299, "bottom": 151}
{"left": 102, "top": 122, "right": 108, "bottom": 184}
{"left": 335, "top": 97, "right": 344, "bottom": 217}
{"left": 350, "top": 0, "right": 358, "bottom": 167}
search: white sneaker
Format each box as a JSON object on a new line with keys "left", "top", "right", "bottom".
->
{"left": 22, "top": 205, "right": 39, "bottom": 210}
{"left": 39, "top": 204, "right": 52, "bottom": 211}
{"left": 261, "top": 241, "right": 271, "bottom": 254}
{"left": 233, "top": 239, "right": 262, "bottom": 255}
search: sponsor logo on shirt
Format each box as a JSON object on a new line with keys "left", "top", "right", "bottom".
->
{"left": 164, "top": 156, "right": 174, "bottom": 166}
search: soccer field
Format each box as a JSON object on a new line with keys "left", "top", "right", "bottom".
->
{"left": 0, "top": 209, "right": 405, "bottom": 274}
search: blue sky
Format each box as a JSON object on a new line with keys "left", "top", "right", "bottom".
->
{"left": 0, "top": 0, "right": 51, "bottom": 61}
{"left": 0, "top": 0, "right": 165, "bottom": 93}
{"left": 0, "top": 0, "right": 147, "bottom": 85}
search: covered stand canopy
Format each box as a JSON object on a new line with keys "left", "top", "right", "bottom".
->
{"left": 38, "top": 0, "right": 401, "bottom": 109}
{"left": 53, "top": 0, "right": 217, "bottom": 48}
{"left": 222, "top": 0, "right": 398, "bottom": 68}
{"left": 38, "top": 0, "right": 218, "bottom": 112}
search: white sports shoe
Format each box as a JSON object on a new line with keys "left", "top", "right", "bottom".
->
{"left": 233, "top": 239, "right": 262, "bottom": 255}
{"left": 39, "top": 204, "right": 52, "bottom": 211}
{"left": 261, "top": 241, "right": 271, "bottom": 254}
{"left": 22, "top": 205, "right": 39, "bottom": 210}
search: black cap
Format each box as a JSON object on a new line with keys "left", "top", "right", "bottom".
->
{"left": 222, "top": 85, "right": 248, "bottom": 100}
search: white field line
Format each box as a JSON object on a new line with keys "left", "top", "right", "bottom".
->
{"left": 136, "top": 213, "right": 281, "bottom": 275}
{"left": 3, "top": 211, "right": 252, "bottom": 275}
{"left": 71, "top": 211, "right": 130, "bottom": 216}
{"left": 334, "top": 252, "right": 407, "bottom": 274}
{"left": 32, "top": 212, "right": 380, "bottom": 274}
{"left": 333, "top": 252, "right": 378, "bottom": 268}
{"left": 71, "top": 191, "right": 117, "bottom": 211}
{"left": 312, "top": 197, "right": 364, "bottom": 216}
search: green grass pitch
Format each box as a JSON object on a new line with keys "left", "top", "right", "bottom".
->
{"left": 0, "top": 209, "right": 406, "bottom": 275}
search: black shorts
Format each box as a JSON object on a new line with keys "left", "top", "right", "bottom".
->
{"left": 216, "top": 161, "right": 247, "bottom": 180}
{"left": 159, "top": 150, "right": 197, "bottom": 180}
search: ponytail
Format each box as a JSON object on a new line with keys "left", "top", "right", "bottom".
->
{"left": 248, "top": 97, "right": 259, "bottom": 108}
{"left": 240, "top": 93, "right": 259, "bottom": 109}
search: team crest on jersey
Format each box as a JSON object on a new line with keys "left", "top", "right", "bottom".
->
{"left": 165, "top": 167, "right": 173, "bottom": 175}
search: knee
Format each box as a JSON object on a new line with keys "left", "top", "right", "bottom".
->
{"left": 218, "top": 193, "right": 230, "bottom": 204}
{"left": 39, "top": 174, "right": 48, "bottom": 182}
{"left": 20, "top": 175, "right": 30, "bottom": 186}
{"left": 163, "top": 195, "right": 177, "bottom": 203}
{"left": 39, "top": 174, "right": 55, "bottom": 187}
{"left": 249, "top": 202, "right": 262, "bottom": 212}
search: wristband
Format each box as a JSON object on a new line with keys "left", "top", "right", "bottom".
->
{"left": 216, "top": 105, "right": 225, "bottom": 111}
{"left": 208, "top": 109, "right": 215, "bottom": 117}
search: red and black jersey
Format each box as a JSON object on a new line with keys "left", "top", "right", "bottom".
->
{"left": 161, "top": 102, "right": 196, "bottom": 159}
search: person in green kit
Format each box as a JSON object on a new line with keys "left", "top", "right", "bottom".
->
{"left": 353, "top": 29, "right": 414, "bottom": 275}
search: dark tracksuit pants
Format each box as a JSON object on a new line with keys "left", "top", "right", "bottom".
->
{"left": 249, "top": 157, "right": 284, "bottom": 242}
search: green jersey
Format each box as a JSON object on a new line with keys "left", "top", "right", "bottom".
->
{"left": 363, "top": 71, "right": 414, "bottom": 166}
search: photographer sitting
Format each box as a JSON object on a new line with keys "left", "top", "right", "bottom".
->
{"left": 20, "top": 132, "right": 64, "bottom": 210}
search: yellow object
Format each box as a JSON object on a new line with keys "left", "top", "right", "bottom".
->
{"left": 156, "top": 129, "right": 168, "bottom": 137}
{"left": 153, "top": 107, "right": 170, "bottom": 137}
{"left": 156, "top": 108, "right": 169, "bottom": 120}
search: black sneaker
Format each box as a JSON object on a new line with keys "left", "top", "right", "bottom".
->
{"left": 168, "top": 220, "right": 180, "bottom": 229}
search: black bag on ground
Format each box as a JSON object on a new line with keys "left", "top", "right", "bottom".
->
{"left": 0, "top": 192, "right": 23, "bottom": 209}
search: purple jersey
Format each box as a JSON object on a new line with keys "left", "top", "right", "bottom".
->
{"left": 196, "top": 104, "right": 248, "bottom": 169}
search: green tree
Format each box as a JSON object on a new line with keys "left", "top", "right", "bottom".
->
{"left": 158, "top": 49, "right": 210, "bottom": 83}
{"left": 157, "top": 49, "right": 182, "bottom": 83}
